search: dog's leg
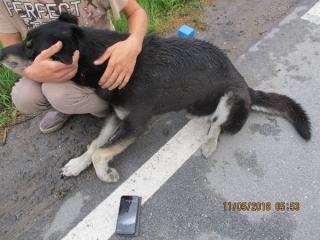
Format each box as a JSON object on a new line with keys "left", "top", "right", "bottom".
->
{"left": 92, "top": 137, "right": 136, "bottom": 182}
{"left": 201, "top": 125, "right": 221, "bottom": 158}
{"left": 201, "top": 92, "right": 232, "bottom": 158}
{"left": 61, "top": 114, "right": 119, "bottom": 177}
{"left": 92, "top": 108, "right": 152, "bottom": 182}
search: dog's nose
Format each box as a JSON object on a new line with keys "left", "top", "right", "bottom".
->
{"left": 0, "top": 49, "right": 3, "bottom": 61}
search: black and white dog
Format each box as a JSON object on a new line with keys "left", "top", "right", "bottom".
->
{"left": 0, "top": 13, "right": 311, "bottom": 182}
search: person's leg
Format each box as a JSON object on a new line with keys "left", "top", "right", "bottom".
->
{"left": 11, "top": 77, "right": 71, "bottom": 134}
{"left": 41, "top": 81, "right": 109, "bottom": 117}
{"left": 11, "top": 79, "right": 109, "bottom": 134}
{"left": 11, "top": 77, "right": 50, "bottom": 114}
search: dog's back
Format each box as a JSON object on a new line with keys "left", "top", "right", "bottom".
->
{"left": 99, "top": 36, "right": 249, "bottom": 116}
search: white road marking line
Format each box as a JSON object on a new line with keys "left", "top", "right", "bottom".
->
{"left": 62, "top": 118, "right": 209, "bottom": 240}
{"left": 302, "top": 1, "right": 320, "bottom": 24}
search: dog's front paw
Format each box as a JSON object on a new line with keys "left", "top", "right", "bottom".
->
{"left": 92, "top": 149, "right": 119, "bottom": 183}
{"left": 61, "top": 155, "right": 91, "bottom": 177}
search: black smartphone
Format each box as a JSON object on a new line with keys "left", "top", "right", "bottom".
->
{"left": 115, "top": 195, "right": 141, "bottom": 236}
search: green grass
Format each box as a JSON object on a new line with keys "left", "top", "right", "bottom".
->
{"left": 0, "top": 58, "right": 19, "bottom": 128}
{"left": 0, "top": 0, "right": 209, "bottom": 130}
{"left": 114, "top": 0, "right": 207, "bottom": 34}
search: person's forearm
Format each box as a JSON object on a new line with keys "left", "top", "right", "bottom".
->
{"left": 0, "top": 32, "right": 22, "bottom": 47}
{"left": 0, "top": 32, "right": 24, "bottom": 75}
{"left": 124, "top": 4, "right": 148, "bottom": 53}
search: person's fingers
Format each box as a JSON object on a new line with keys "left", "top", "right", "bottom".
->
{"left": 72, "top": 50, "right": 80, "bottom": 66}
{"left": 63, "top": 68, "right": 78, "bottom": 81}
{"left": 101, "top": 67, "right": 120, "bottom": 89}
{"left": 94, "top": 47, "right": 112, "bottom": 65}
{"left": 52, "top": 50, "right": 79, "bottom": 71}
{"left": 37, "top": 41, "right": 63, "bottom": 60}
{"left": 57, "top": 66, "right": 78, "bottom": 81}
{"left": 49, "top": 50, "right": 79, "bottom": 71}
{"left": 99, "top": 61, "right": 115, "bottom": 85}
{"left": 49, "top": 61, "right": 73, "bottom": 71}
{"left": 119, "top": 72, "right": 132, "bottom": 89}
{"left": 109, "top": 72, "right": 126, "bottom": 90}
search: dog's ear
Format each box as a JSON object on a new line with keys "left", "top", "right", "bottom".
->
{"left": 71, "top": 25, "right": 83, "bottom": 38}
{"left": 53, "top": 51, "right": 73, "bottom": 65}
{"left": 58, "top": 12, "right": 78, "bottom": 25}
{"left": 52, "top": 46, "right": 74, "bottom": 65}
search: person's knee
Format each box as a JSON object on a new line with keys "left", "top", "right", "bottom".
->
{"left": 11, "top": 79, "right": 48, "bottom": 114}
{"left": 42, "top": 82, "right": 74, "bottom": 114}
{"left": 42, "top": 81, "right": 109, "bottom": 116}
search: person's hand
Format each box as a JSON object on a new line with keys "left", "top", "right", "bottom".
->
{"left": 94, "top": 36, "right": 142, "bottom": 90}
{"left": 22, "top": 41, "right": 80, "bottom": 82}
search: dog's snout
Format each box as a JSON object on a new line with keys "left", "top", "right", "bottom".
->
{"left": 0, "top": 49, "right": 3, "bottom": 61}
{"left": 9, "top": 61, "right": 18, "bottom": 68}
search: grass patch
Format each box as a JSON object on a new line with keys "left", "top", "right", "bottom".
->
{"left": 0, "top": 0, "right": 212, "bottom": 136}
{"left": 0, "top": 63, "right": 19, "bottom": 128}
{"left": 114, "top": 0, "right": 212, "bottom": 34}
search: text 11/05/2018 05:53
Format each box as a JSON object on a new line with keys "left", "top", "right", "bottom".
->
{"left": 223, "top": 202, "right": 300, "bottom": 211}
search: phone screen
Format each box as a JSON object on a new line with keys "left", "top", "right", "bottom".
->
{"left": 116, "top": 196, "right": 141, "bottom": 236}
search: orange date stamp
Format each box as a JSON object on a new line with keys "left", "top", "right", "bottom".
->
{"left": 223, "top": 201, "right": 300, "bottom": 211}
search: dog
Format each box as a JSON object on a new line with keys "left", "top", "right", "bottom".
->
{"left": 0, "top": 13, "right": 311, "bottom": 182}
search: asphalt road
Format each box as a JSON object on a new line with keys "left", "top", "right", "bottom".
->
{"left": 1, "top": 0, "right": 319, "bottom": 239}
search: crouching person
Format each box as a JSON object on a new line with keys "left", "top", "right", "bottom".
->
{"left": 0, "top": 0, "right": 147, "bottom": 133}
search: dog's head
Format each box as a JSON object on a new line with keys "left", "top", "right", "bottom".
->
{"left": 0, "top": 12, "right": 81, "bottom": 70}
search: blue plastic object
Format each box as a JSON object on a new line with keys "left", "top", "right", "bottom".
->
{"left": 177, "top": 25, "right": 195, "bottom": 38}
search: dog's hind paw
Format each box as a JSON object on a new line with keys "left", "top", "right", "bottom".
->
{"left": 201, "top": 138, "right": 217, "bottom": 159}
{"left": 61, "top": 155, "right": 91, "bottom": 177}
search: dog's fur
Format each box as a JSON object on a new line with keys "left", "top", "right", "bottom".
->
{"left": 0, "top": 13, "right": 311, "bottom": 182}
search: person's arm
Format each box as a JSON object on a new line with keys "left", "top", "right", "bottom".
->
{"left": 0, "top": 33, "right": 79, "bottom": 82}
{"left": 95, "top": 0, "right": 148, "bottom": 90}
{"left": 124, "top": 0, "right": 148, "bottom": 55}
{"left": 22, "top": 42, "right": 79, "bottom": 82}
{"left": 0, "top": 32, "right": 22, "bottom": 47}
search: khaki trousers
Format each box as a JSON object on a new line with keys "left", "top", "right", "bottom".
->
{"left": 11, "top": 77, "right": 109, "bottom": 117}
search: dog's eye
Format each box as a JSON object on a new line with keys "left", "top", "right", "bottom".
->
{"left": 25, "top": 40, "right": 32, "bottom": 48}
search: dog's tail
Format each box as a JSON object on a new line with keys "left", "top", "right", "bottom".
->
{"left": 249, "top": 88, "right": 311, "bottom": 140}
